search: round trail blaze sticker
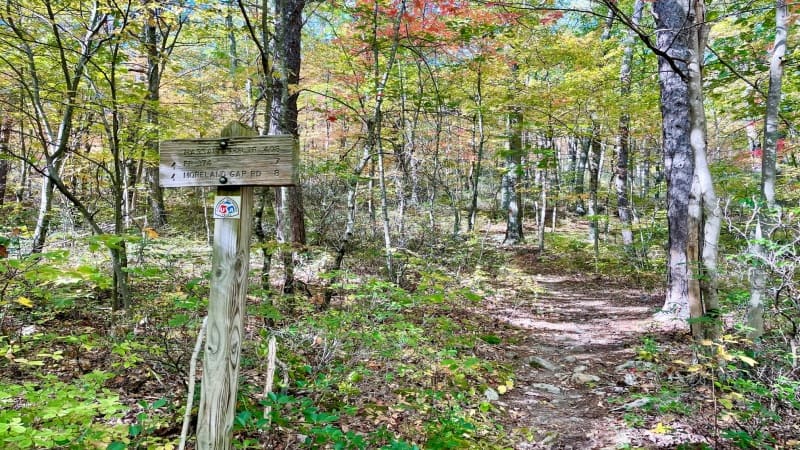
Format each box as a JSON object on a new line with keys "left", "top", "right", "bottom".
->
{"left": 213, "top": 196, "right": 241, "bottom": 219}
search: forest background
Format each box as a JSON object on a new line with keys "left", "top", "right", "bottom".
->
{"left": 0, "top": 0, "right": 799, "bottom": 448}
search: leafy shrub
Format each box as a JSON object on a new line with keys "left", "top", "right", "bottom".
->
{"left": 0, "top": 371, "right": 127, "bottom": 449}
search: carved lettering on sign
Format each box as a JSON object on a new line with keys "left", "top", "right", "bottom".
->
{"left": 159, "top": 136, "right": 298, "bottom": 188}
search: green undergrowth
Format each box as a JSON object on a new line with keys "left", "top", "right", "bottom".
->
{"left": 0, "top": 223, "right": 676, "bottom": 449}
{"left": 231, "top": 265, "right": 516, "bottom": 448}
{"left": 529, "top": 231, "right": 664, "bottom": 288}
{"left": 0, "top": 371, "right": 127, "bottom": 448}
{"left": 0, "top": 233, "right": 518, "bottom": 449}
{"left": 614, "top": 333, "right": 800, "bottom": 449}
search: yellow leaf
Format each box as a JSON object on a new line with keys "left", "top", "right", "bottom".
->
{"left": 737, "top": 354, "right": 757, "bottom": 366}
{"left": 497, "top": 385, "right": 507, "bottom": 394}
{"left": 700, "top": 339, "right": 714, "bottom": 346}
{"left": 651, "top": 422, "right": 672, "bottom": 434}
{"left": 14, "top": 358, "right": 44, "bottom": 366}
{"left": 15, "top": 297, "right": 33, "bottom": 308}
{"left": 144, "top": 227, "right": 159, "bottom": 239}
{"left": 718, "top": 349, "right": 734, "bottom": 361}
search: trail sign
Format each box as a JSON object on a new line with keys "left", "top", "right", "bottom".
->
{"left": 159, "top": 135, "right": 298, "bottom": 187}
{"left": 158, "top": 123, "right": 299, "bottom": 449}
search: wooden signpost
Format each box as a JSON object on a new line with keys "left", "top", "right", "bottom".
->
{"left": 160, "top": 124, "right": 297, "bottom": 449}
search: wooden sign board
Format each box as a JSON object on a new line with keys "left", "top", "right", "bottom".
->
{"left": 159, "top": 135, "right": 298, "bottom": 188}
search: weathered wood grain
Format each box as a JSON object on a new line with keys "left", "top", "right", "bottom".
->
{"left": 159, "top": 135, "right": 298, "bottom": 187}
{"left": 196, "top": 186, "right": 252, "bottom": 449}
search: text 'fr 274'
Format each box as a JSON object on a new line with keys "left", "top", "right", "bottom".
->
{"left": 158, "top": 135, "right": 298, "bottom": 188}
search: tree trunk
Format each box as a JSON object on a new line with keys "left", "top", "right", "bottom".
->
{"left": 14, "top": 111, "right": 28, "bottom": 203}
{"left": 450, "top": 188, "right": 460, "bottom": 238}
{"left": 396, "top": 64, "right": 409, "bottom": 245}
{"left": 32, "top": 168, "right": 58, "bottom": 253}
{"left": 269, "top": 0, "right": 307, "bottom": 292}
{"left": 503, "top": 109, "right": 523, "bottom": 245}
{"left": 615, "top": 0, "right": 643, "bottom": 250}
{"left": 273, "top": 187, "right": 295, "bottom": 291}
{"left": 588, "top": 124, "right": 601, "bottom": 248}
{"left": 642, "top": 139, "right": 652, "bottom": 197}
{"left": 538, "top": 168, "right": 547, "bottom": 252}
{"left": 109, "top": 47, "right": 131, "bottom": 310}
{"left": 122, "top": 158, "right": 133, "bottom": 229}
{"left": 145, "top": 7, "right": 168, "bottom": 229}
{"left": 468, "top": 64, "right": 485, "bottom": 232}
{"left": 575, "top": 137, "right": 589, "bottom": 214}
{"left": 0, "top": 117, "right": 10, "bottom": 205}
{"left": 761, "top": 0, "right": 787, "bottom": 208}
{"left": 654, "top": 0, "right": 694, "bottom": 320}
{"left": 368, "top": 159, "right": 376, "bottom": 236}
{"left": 687, "top": 181, "right": 702, "bottom": 337}
{"left": 747, "top": 0, "right": 786, "bottom": 339}
{"left": 747, "top": 220, "right": 766, "bottom": 339}
{"left": 548, "top": 133, "right": 560, "bottom": 236}
{"left": 255, "top": 189, "right": 274, "bottom": 291}
{"left": 395, "top": 171, "right": 407, "bottom": 246}
{"left": 110, "top": 245, "right": 130, "bottom": 310}
{"left": 376, "top": 112, "right": 393, "bottom": 275}
{"left": 226, "top": 0, "right": 238, "bottom": 73}
{"left": 685, "top": 0, "right": 721, "bottom": 340}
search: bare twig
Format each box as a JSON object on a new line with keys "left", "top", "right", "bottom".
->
{"left": 263, "top": 336, "right": 277, "bottom": 423}
{"left": 179, "top": 316, "right": 207, "bottom": 450}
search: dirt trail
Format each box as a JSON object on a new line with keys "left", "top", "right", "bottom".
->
{"left": 483, "top": 249, "right": 667, "bottom": 449}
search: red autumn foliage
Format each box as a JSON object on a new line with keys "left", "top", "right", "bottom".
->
{"left": 540, "top": 11, "right": 563, "bottom": 25}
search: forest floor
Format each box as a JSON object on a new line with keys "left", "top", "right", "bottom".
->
{"left": 1, "top": 220, "right": 734, "bottom": 449}
{"left": 472, "top": 229, "right": 707, "bottom": 449}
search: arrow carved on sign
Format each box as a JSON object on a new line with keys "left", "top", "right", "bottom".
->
{"left": 159, "top": 135, "right": 298, "bottom": 187}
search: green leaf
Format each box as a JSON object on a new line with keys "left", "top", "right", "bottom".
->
{"left": 480, "top": 334, "right": 501, "bottom": 345}
{"left": 235, "top": 410, "right": 252, "bottom": 427}
{"left": 460, "top": 290, "right": 482, "bottom": 302}
{"left": 14, "top": 358, "right": 45, "bottom": 366}
{"left": 129, "top": 423, "right": 142, "bottom": 437}
{"left": 168, "top": 314, "right": 190, "bottom": 327}
{"left": 8, "top": 417, "right": 25, "bottom": 433}
{"left": 107, "top": 442, "right": 127, "bottom": 450}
